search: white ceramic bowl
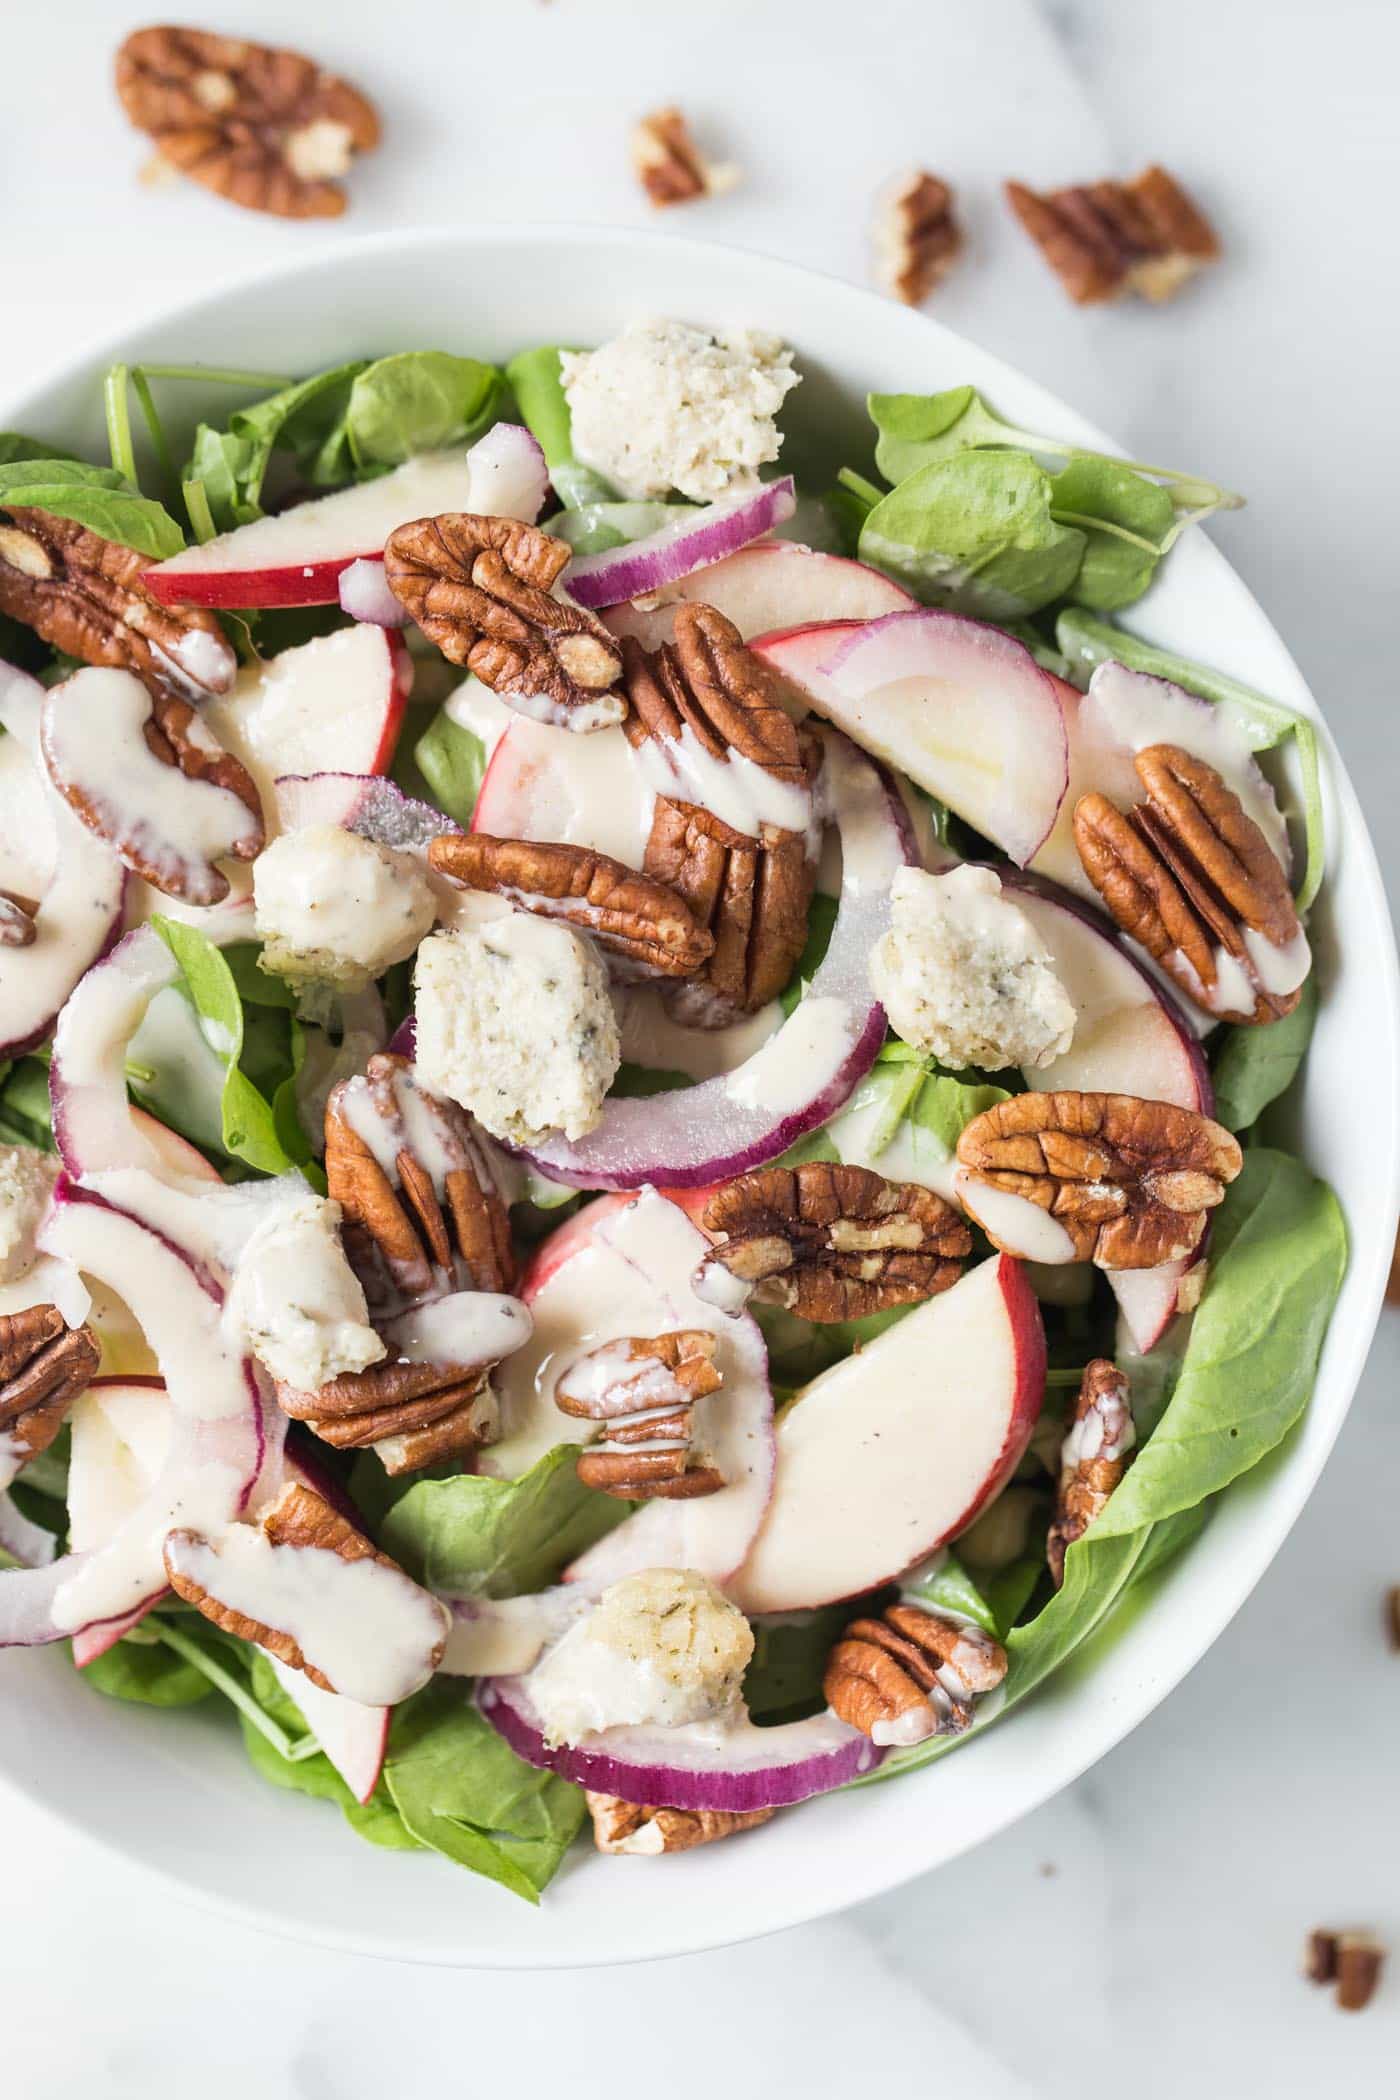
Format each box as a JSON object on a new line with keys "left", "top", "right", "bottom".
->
{"left": 3, "top": 226, "right": 1396, "bottom": 1967}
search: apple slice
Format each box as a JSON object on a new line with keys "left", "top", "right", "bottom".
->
{"left": 145, "top": 431, "right": 547, "bottom": 610}
{"left": 472, "top": 713, "right": 654, "bottom": 870}
{"left": 809, "top": 610, "right": 1069, "bottom": 866}
{"left": 484, "top": 1188, "right": 775, "bottom": 1585}
{"left": 68, "top": 1375, "right": 172, "bottom": 1663}
{"left": 0, "top": 664, "right": 126, "bottom": 1059}
{"left": 602, "top": 541, "right": 916, "bottom": 650}
{"left": 1108, "top": 1233, "right": 1207, "bottom": 1355}
{"left": 265, "top": 1655, "right": 390, "bottom": 1803}
{"left": 204, "top": 624, "right": 411, "bottom": 823}
{"left": 729, "top": 1254, "right": 1045, "bottom": 1614}
{"left": 751, "top": 620, "right": 861, "bottom": 716}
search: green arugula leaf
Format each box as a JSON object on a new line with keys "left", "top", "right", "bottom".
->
{"left": 150, "top": 918, "right": 306, "bottom": 1176}
{"left": 413, "top": 707, "right": 488, "bottom": 829}
{"left": 384, "top": 1681, "right": 584, "bottom": 1902}
{"left": 0, "top": 459, "right": 185, "bottom": 559}
{"left": 859, "top": 452, "right": 1086, "bottom": 618}
{"left": 345, "top": 352, "right": 501, "bottom": 472}
{"left": 1049, "top": 457, "right": 1176, "bottom": 612}
{"left": 1055, "top": 609, "right": 1326, "bottom": 911}
{"left": 380, "top": 1444, "right": 627, "bottom": 1600}
{"left": 1210, "top": 974, "right": 1318, "bottom": 1134}
{"left": 504, "top": 346, "right": 617, "bottom": 508}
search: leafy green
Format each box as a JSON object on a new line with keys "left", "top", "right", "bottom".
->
{"left": 1211, "top": 974, "right": 1318, "bottom": 1133}
{"left": 413, "top": 707, "right": 488, "bottom": 828}
{"left": 384, "top": 1681, "right": 584, "bottom": 1902}
{"left": 825, "top": 1058, "right": 1010, "bottom": 1179}
{"left": 545, "top": 500, "right": 687, "bottom": 555}
{"left": 76, "top": 1632, "right": 215, "bottom": 1708}
{"left": 0, "top": 433, "right": 77, "bottom": 467}
{"left": 150, "top": 918, "right": 310, "bottom": 1176}
{"left": 779, "top": 891, "right": 839, "bottom": 1016}
{"left": 609, "top": 1063, "right": 692, "bottom": 1098}
{"left": 344, "top": 352, "right": 501, "bottom": 472}
{"left": 1055, "top": 608, "right": 1325, "bottom": 912}
{"left": 744, "top": 1604, "right": 855, "bottom": 1722}
{"left": 859, "top": 452, "right": 1086, "bottom": 619}
{"left": 826, "top": 469, "right": 884, "bottom": 555}
{"left": 380, "top": 1444, "right": 627, "bottom": 1600}
{"left": 1049, "top": 457, "right": 1176, "bottom": 612}
{"left": 0, "top": 1057, "right": 55, "bottom": 1151}
{"left": 905, "top": 1551, "right": 999, "bottom": 1636}
{"left": 0, "top": 459, "right": 185, "bottom": 559}
{"left": 504, "top": 346, "right": 616, "bottom": 509}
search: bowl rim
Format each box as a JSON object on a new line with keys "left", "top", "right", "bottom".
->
{"left": 1, "top": 220, "right": 1396, "bottom": 1968}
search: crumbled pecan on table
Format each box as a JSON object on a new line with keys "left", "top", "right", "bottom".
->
{"left": 1075, "top": 744, "right": 1306, "bottom": 1027}
{"left": 624, "top": 605, "right": 816, "bottom": 1024}
{"left": 383, "top": 515, "right": 625, "bottom": 731}
{"left": 956, "top": 1090, "right": 1243, "bottom": 1270}
{"left": 428, "top": 834, "right": 715, "bottom": 981}
{"left": 874, "top": 169, "right": 963, "bottom": 305}
{"left": 1005, "top": 165, "right": 1220, "bottom": 305}
{"left": 164, "top": 1480, "right": 446, "bottom": 1689}
{"left": 115, "top": 26, "right": 380, "bottom": 219}
{"left": 825, "top": 1602, "right": 1007, "bottom": 1746}
{"left": 586, "top": 1792, "right": 773, "bottom": 1855}
{"left": 556, "top": 1330, "right": 725, "bottom": 1499}
{"left": 630, "top": 106, "right": 740, "bottom": 208}
{"left": 0, "top": 509, "right": 236, "bottom": 699}
{"left": 1046, "top": 1359, "right": 1135, "bottom": 1587}
{"left": 699, "top": 1162, "right": 971, "bottom": 1322}
{"left": 0, "top": 1305, "right": 101, "bottom": 1470}
{"left": 1305, "top": 1930, "right": 1387, "bottom": 2013}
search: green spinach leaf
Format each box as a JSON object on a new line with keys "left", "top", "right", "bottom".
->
{"left": 0, "top": 1057, "right": 55, "bottom": 1151}
{"left": 545, "top": 500, "right": 687, "bottom": 555}
{"left": 0, "top": 459, "right": 185, "bottom": 559}
{"left": 76, "top": 1633, "right": 215, "bottom": 1708}
{"left": 1211, "top": 974, "right": 1318, "bottom": 1133}
{"left": 744, "top": 1603, "right": 856, "bottom": 1722}
{"left": 380, "top": 1444, "right": 627, "bottom": 1599}
{"left": 504, "top": 346, "right": 616, "bottom": 509}
{"left": 1049, "top": 457, "right": 1176, "bottom": 611}
{"left": 859, "top": 452, "right": 1086, "bottom": 618}
{"left": 413, "top": 707, "right": 488, "bottom": 828}
{"left": 344, "top": 352, "right": 501, "bottom": 472}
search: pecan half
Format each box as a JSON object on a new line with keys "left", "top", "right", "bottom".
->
{"left": 824, "top": 1602, "right": 1007, "bottom": 1747}
{"left": 1046, "top": 1359, "right": 1135, "bottom": 1587}
{"left": 325, "top": 1053, "right": 515, "bottom": 1306}
{"left": 556, "top": 1330, "right": 724, "bottom": 1500}
{"left": 116, "top": 27, "right": 380, "bottom": 220}
{"left": 0, "top": 509, "right": 236, "bottom": 699}
{"left": 587, "top": 1792, "right": 773, "bottom": 1855}
{"left": 383, "top": 515, "right": 624, "bottom": 731}
{"left": 874, "top": 169, "right": 963, "bottom": 305}
{"left": 427, "top": 834, "right": 714, "bottom": 980}
{"left": 1076, "top": 743, "right": 1306, "bottom": 1027}
{"left": 630, "top": 106, "right": 740, "bottom": 208}
{"left": 699, "top": 1163, "right": 971, "bottom": 1322}
{"left": 956, "top": 1091, "right": 1243, "bottom": 1270}
{"left": 623, "top": 605, "right": 809, "bottom": 795}
{"left": 0, "top": 1305, "right": 100, "bottom": 1471}
{"left": 164, "top": 1481, "right": 447, "bottom": 1693}
{"left": 1005, "top": 165, "right": 1219, "bottom": 304}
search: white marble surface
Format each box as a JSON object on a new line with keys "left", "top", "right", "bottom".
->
{"left": 3, "top": 0, "right": 1398, "bottom": 2092}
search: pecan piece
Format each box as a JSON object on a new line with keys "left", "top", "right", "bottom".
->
{"left": 383, "top": 515, "right": 624, "bottom": 731}
{"left": 623, "top": 605, "right": 809, "bottom": 797}
{"left": 956, "top": 1090, "right": 1243, "bottom": 1270}
{"left": 1005, "top": 165, "right": 1219, "bottom": 305}
{"left": 874, "top": 169, "right": 963, "bottom": 305}
{"left": 163, "top": 1481, "right": 448, "bottom": 1695}
{"left": 824, "top": 1602, "right": 1007, "bottom": 1747}
{"left": 116, "top": 27, "right": 380, "bottom": 220}
{"left": 1304, "top": 1930, "right": 1387, "bottom": 2013}
{"left": 587, "top": 1793, "right": 773, "bottom": 1855}
{"left": 699, "top": 1163, "right": 971, "bottom": 1322}
{"left": 0, "top": 895, "right": 36, "bottom": 948}
{"left": 1046, "top": 1359, "right": 1135, "bottom": 1587}
{"left": 0, "top": 1305, "right": 100, "bottom": 1472}
{"left": 630, "top": 106, "right": 739, "bottom": 208}
{"left": 428, "top": 834, "right": 714, "bottom": 980}
{"left": 325, "top": 1053, "right": 515, "bottom": 1305}
{"left": 556, "top": 1330, "right": 724, "bottom": 1500}
{"left": 0, "top": 509, "right": 236, "bottom": 699}
{"left": 1075, "top": 743, "right": 1307, "bottom": 1025}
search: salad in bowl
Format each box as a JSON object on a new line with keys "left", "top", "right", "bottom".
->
{"left": 0, "top": 293, "right": 1350, "bottom": 1909}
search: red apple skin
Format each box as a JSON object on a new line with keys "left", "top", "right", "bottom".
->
{"left": 941, "top": 1254, "right": 1046, "bottom": 1552}
{"left": 145, "top": 557, "right": 368, "bottom": 612}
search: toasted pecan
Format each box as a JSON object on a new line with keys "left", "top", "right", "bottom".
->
{"left": 1046, "top": 1359, "right": 1135, "bottom": 1587}
{"left": 587, "top": 1792, "right": 773, "bottom": 1854}
{"left": 556, "top": 1331, "right": 724, "bottom": 1500}
{"left": 1005, "top": 165, "right": 1219, "bottom": 304}
{"left": 825, "top": 1602, "right": 1007, "bottom": 1746}
{"left": 0, "top": 1305, "right": 100, "bottom": 1471}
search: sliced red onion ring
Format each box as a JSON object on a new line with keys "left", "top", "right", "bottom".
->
{"left": 478, "top": 1678, "right": 882, "bottom": 1809}
{"left": 273, "top": 772, "right": 461, "bottom": 849}
{"left": 515, "top": 730, "right": 915, "bottom": 1190}
{"left": 564, "top": 477, "right": 797, "bottom": 610}
{"left": 338, "top": 559, "right": 411, "bottom": 628}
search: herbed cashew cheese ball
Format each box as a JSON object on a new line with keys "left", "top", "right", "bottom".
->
{"left": 0, "top": 1143, "right": 57, "bottom": 1285}
{"left": 526, "top": 1568, "right": 755, "bottom": 1748}
{"left": 414, "top": 913, "right": 621, "bottom": 1146}
{"left": 560, "top": 318, "right": 801, "bottom": 502}
{"left": 224, "top": 1191, "right": 385, "bottom": 1393}
{"left": 871, "top": 864, "right": 1076, "bottom": 1071}
{"left": 253, "top": 824, "right": 437, "bottom": 996}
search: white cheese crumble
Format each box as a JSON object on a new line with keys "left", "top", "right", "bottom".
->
{"left": 560, "top": 318, "right": 800, "bottom": 502}
{"left": 414, "top": 914, "right": 620, "bottom": 1146}
{"left": 870, "top": 865, "right": 1076, "bottom": 1071}
{"left": 253, "top": 825, "right": 437, "bottom": 994}
{"left": 0, "top": 1144, "right": 57, "bottom": 1285}
{"left": 524, "top": 1567, "right": 754, "bottom": 1748}
{"left": 224, "top": 1191, "right": 384, "bottom": 1394}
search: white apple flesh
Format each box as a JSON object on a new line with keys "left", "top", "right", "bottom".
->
{"left": 68, "top": 1375, "right": 172, "bottom": 1664}
{"left": 729, "top": 1254, "right": 1045, "bottom": 1615}
{"left": 602, "top": 540, "right": 916, "bottom": 651}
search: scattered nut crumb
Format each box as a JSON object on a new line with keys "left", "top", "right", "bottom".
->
{"left": 1305, "top": 1930, "right": 1386, "bottom": 2012}
{"left": 631, "top": 106, "right": 739, "bottom": 208}
{"left": 1385, "top": 1586, "right": 1400, "bottom": 1651}
{"left": 873, "top": 169, "right": 963, "bottom": 305}
{"left": 1004, "top": 165, "right": 1219, "bottom": 305}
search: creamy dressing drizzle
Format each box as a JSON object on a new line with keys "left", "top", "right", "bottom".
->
{"left": 614, "top": 985, "right": 783, "bottom": 1079}
{"left": 383, "top": 1291, "right": 531, "bottom": 1369}
{"left": 724, "top": 995, "right": 856, "bottom": 1114}
{"left": 953, "top": 1169, "right": 1078, "bottom": 1264}
{"left": 635, "top": 728, "right": 813, "bottom": 844}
